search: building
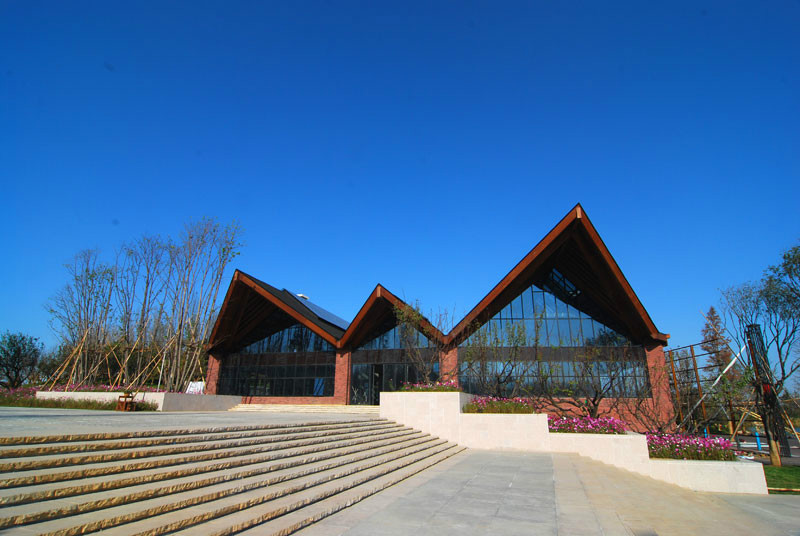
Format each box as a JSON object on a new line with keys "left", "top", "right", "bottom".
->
{"left": 206, "top": 205, "right": 673, "bottom": 426}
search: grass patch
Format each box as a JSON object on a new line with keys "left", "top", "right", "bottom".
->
{"left": 463, "top": 397, "right": 537, "bottom": 414}
{"left": 400, "top": 381, "right": 460, "bottom": 392}
{"left": 764, "top": 465, "right": 800, "bottom": 494}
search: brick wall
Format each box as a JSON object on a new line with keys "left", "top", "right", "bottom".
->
{"left": 205, "top": 353, "right": 221, "bottom": 395}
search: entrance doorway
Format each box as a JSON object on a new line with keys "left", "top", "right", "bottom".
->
{"left": 350, "top": 363, "right": 421, "bottom": 405}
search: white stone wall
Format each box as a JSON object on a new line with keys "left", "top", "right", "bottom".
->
{"left": 380, "top": 391, "right": 768, "bottom": 495}
{"left": 548, "top": 432, "right": 652, "bottom": 476}
{"left": 380, "top": 391, "right": 550, "bottom": 451}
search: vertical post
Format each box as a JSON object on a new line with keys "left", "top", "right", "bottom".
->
{"left": 727, "top": 399, "right": 736, "bottom": 436}
{"left": 334, "top": 351, "right": 352, "bottom": 405}
{"left": 668, "top": 350, "right": 684, "bottom": 424}
{"left": 689, "top": 346, "right": 708, "bottom": 425}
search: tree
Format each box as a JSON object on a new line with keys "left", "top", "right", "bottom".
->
{"left": 701, "top": 306, "right": 745, "bottom": 434}
{"left": 47, "top": 249, "right": 115, "bottom": 385}
{"left": 701, "top": 307, "right": 732, "bottom": 371}
{"left": 533, "top": 345, "right": 650, "bottom": 419}
{"left": 768, "top": 243, "right": 800, "bottom": 303}
{"left": 393, "top": 303, "right": 451, "bottom": 383}
{"left": 460, "top": 319, "right": 534, "bottom": 398}
{"left": 720, "top": 241, "right": 800, "bottom": 466}
{"left": 47, "top": 218, "right": 243, "bottom": 392}
{"left": 721, "top": 278, "right": 800, "bottom": 397}
{"left": 0, "top": 332, "right": 43, "bottom": 389}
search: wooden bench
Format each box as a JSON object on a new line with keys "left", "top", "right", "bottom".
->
{"left": 116, "top": 392, "right": 136, "bottom": 411}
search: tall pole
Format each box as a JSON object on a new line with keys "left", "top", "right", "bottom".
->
{"left": 689, "top": 346, "right": 708, "bottom": 430}
{"left": 668, "top": 351, "right": 684, "bottom": 424}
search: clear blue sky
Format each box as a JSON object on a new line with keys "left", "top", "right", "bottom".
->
{"left": 2, "top": 1, "right": 799, "bottom": 350}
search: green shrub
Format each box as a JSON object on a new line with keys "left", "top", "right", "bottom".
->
{"left": 462, "top": 396, "right": 538, "bottom": 414}
{"left": 400, "top": 380, "right": 460, "bottom": 392}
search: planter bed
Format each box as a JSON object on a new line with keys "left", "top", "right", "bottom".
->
{"left": 379, "top": 391, "right": 768, "bottom": 494}
{"left": 35, "top": 391, "right": 242, "bottom": 412}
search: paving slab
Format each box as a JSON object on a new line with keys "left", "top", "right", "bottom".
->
{"left": 0, "top": 406, "right": 376, "bottom": 437}
{"left": 3, "top": 408, "right": 799, "bottom": 535}
{"left": 300, "top": 451, "right": 800, "bottom": 536}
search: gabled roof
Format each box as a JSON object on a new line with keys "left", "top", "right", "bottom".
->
{"left": 338, "top": 285, "right": 446, "bottom": 350}
{"left": 446, "top": 204, "right": 668, "bottom": 346}
{"left": 207, "top": 270, "right": 346, "bottom": 353}
{"left": 208, "top": 204, "right": 668, "bottom": 354}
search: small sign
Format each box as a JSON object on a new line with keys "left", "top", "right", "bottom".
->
{"left": 186, "top": 381, "right": 205, "bottom": 395}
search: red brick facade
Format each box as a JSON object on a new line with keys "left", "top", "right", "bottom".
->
{"left": 204, "top": 353, "right": 221, "bottom": 395}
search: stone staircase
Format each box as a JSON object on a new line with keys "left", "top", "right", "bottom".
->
{"left": 0, "top": 419, "right": 464, "bottom": 535}
{"left": 228, "top": 404, "right": 380, "bottom": 415}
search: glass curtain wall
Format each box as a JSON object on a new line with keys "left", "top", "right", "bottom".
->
{"left": 350, "top": 324, "right": 436, "bottom": 405}
{"left": 459, "top": 269, "right": 649, "bottom": 397}
{"left": 218, "top": 323, "right": 336, "bottom": 397}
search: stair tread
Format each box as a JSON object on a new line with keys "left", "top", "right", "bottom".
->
{"left": 0, "top": 423, "right": 406, "bottom": 482}
{"left": 0, "top": 419, "right": 463, "bottom": 536}
{"left": 1, "top": 433, "right": 434, "bottom": 520}
{"left": 44, "top": 441, "right": 453, "bottom": 536}
{"left": 183, "top": 445, "right": 466, "bottom": 536}
{"left": 0, "top": 420, "right": 387, "bottom": 458}
{"left": 127, "top": 442, "right": 460, "bottom": 536}
{"left": 0, "top": 431, "right": 427, "bottom": 503}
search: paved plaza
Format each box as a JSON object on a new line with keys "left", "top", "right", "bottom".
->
{"left": 1, "top": 407, "right": 798, "bottom": 535}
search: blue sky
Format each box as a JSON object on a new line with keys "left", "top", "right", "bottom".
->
{"left": 2, "top": 1, "right": 799, "bottom": 349}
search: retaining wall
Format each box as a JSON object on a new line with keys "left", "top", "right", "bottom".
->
{"left": 379, "top": 391, "right": 768, "bottom": 495}
{"left": 35, "top": 391, "right": 242, "bottom": 412}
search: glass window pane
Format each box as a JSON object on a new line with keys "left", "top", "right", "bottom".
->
{"left": 512, "top": 294, "right": 524, "bottom": 318}
{"left": 582, "top": 319, "right": 595, "bottom": 342}
{"left": 525, "top": 319, "right": 543, "bottom": 345}
{"left": 546, "top": 319, "right": 559, "bottom": 346}
{"left": 533, "top": 291, "right": 545, "bottom": 316}
{"left": 522, "top": 288, "right": 534, "bottom": 318}
{"left": 570, "top": 318, "right": 583, "bottom": 345}
{"left": 558, "top": 319, "right": 573, "bottom": 345}
{"left": 547, "top": 292, "right": 558, "bottom": 318}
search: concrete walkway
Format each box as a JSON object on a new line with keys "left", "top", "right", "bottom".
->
{"left": 0, "top": 406, "right": 376, "bottom": 437}
{"left": 300, "top": 451, "right": 800, "bottom": 536}
{"left": 1, "top": 407, "right": 798, "bottom": 535}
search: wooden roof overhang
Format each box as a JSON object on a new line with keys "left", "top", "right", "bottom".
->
{"left": 207, "top": 270, "right": 343, "bottom": 354}
{"left": 446, "top": 204, "right": 669, "bottom": 347}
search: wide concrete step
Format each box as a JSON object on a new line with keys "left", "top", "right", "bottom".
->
{"left": 227, "top": 446, "right": 466, "bottom": 536}
{"left": 229, "top": 404, "right": 380, "bottom": 414}
{"left": 0, "top": 420, "right": 383, "bottom": 459}
{"left": 0, "top": 421, "right": 398, "bottom": 476}
{"left": 0, "top": 430, "right": 427, "bottom": 509}
{"left": 0, "top": 419, "right": 463, "bottom": 536}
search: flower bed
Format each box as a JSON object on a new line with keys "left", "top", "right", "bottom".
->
{"left": 646, "top": 433, "right": 737, "bottom": 461}
{"left": 462, "top": 396, "right": 539, "bottom": 414}
{"left": 1, "top": 387, "right": 158, "bottom": 411}
{"left": 400, "top": 380, "right": 460, "bottom": 392}
{"left": 548, "top": 414, "right": 627, "bottom": 434}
